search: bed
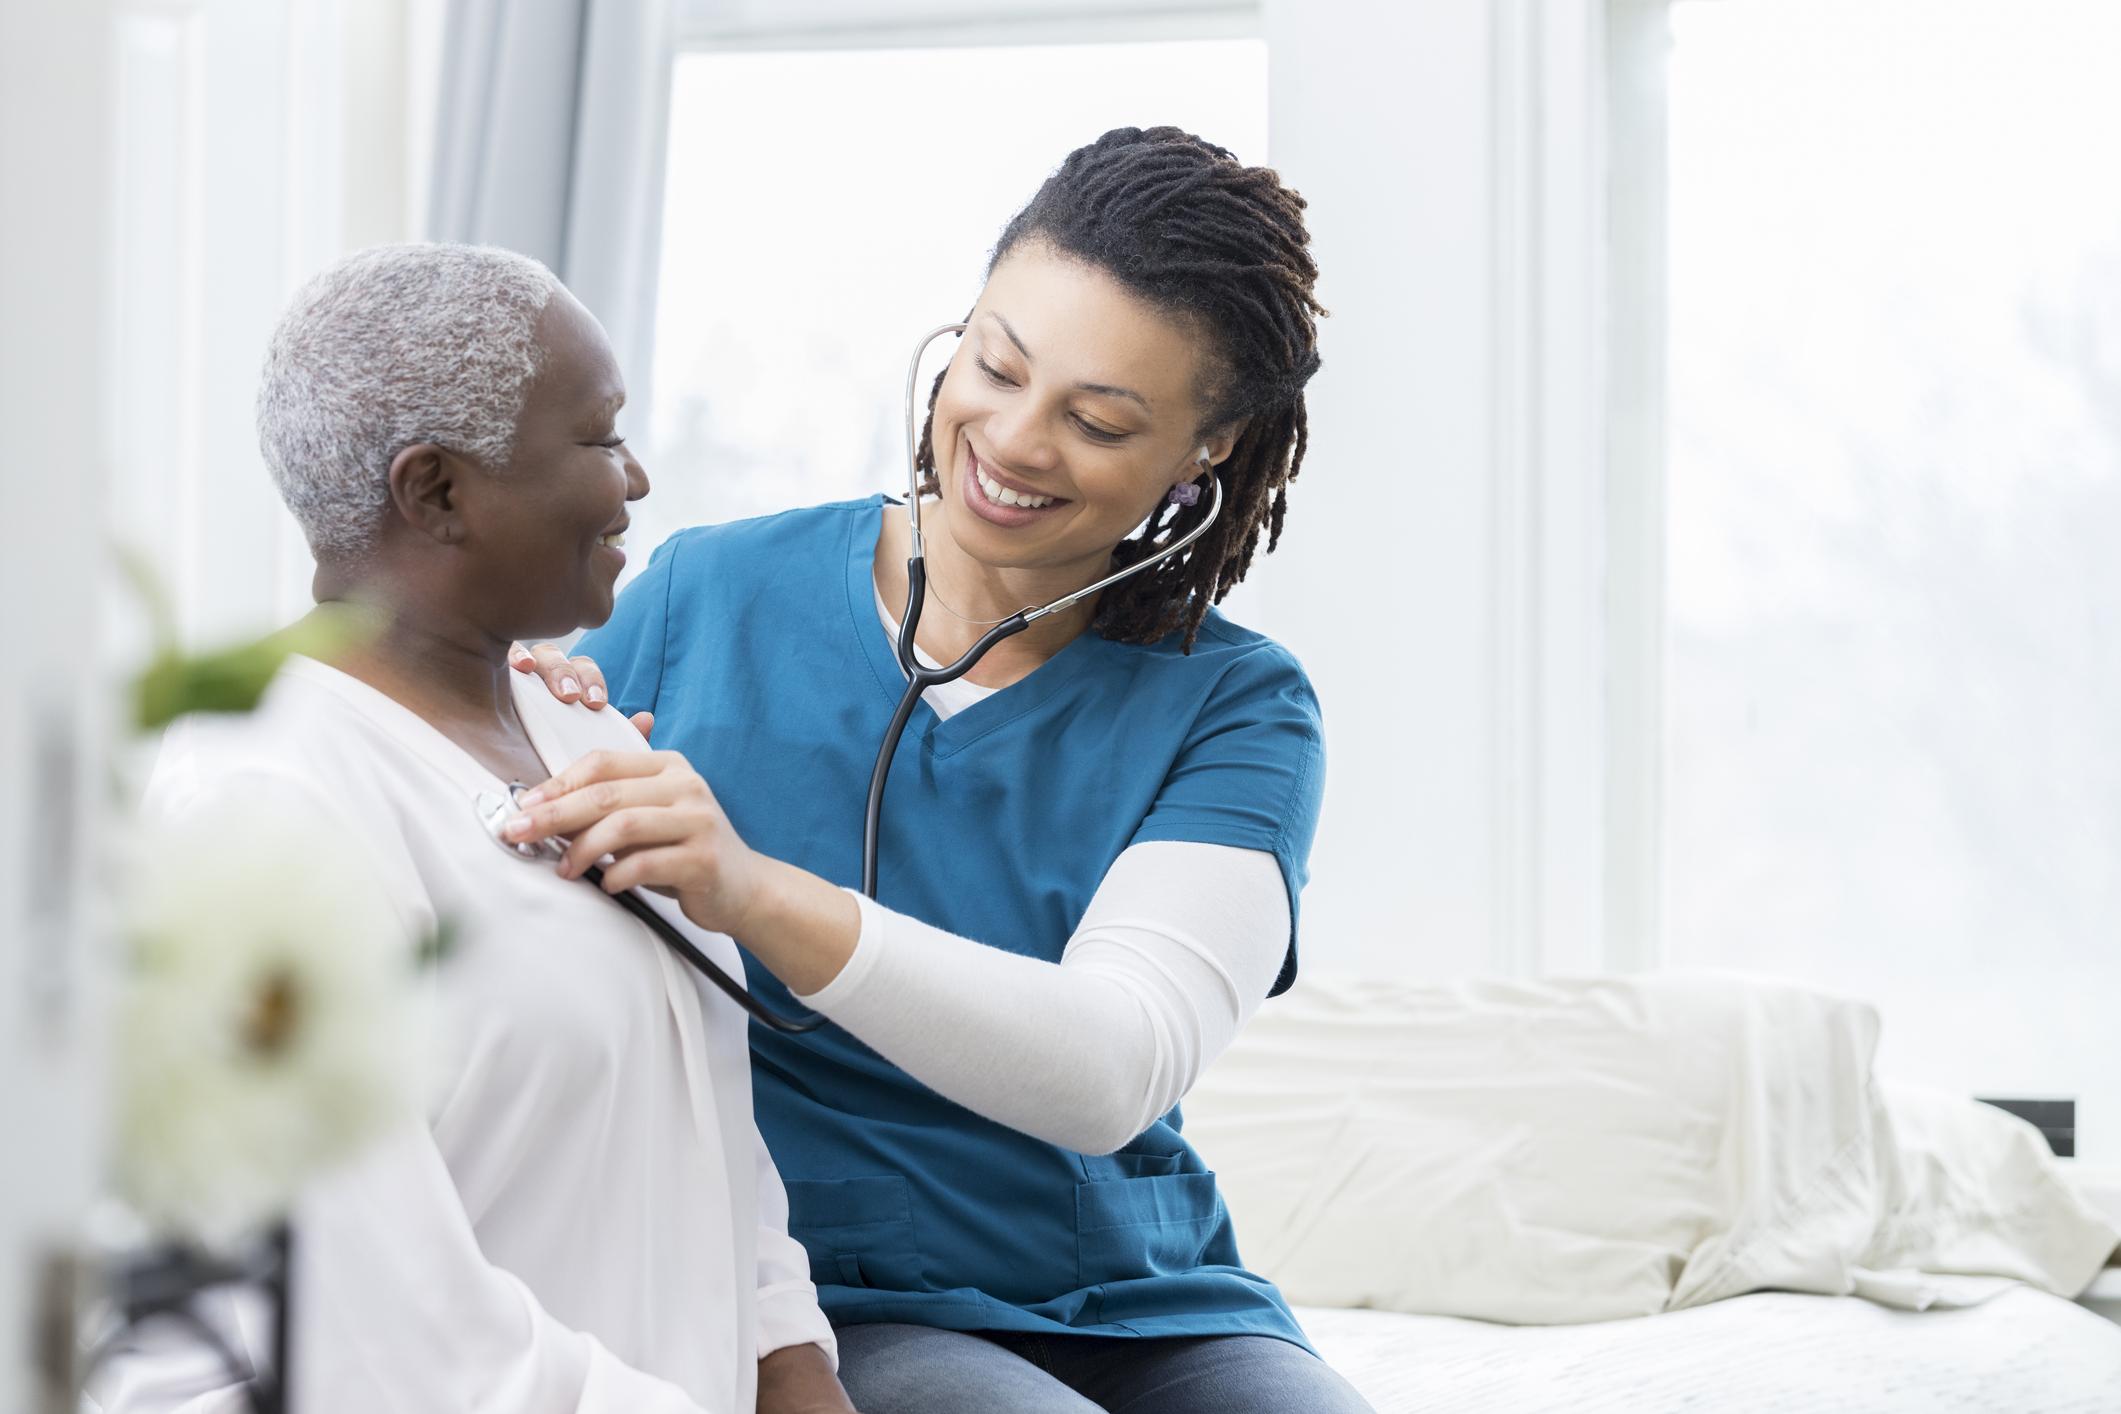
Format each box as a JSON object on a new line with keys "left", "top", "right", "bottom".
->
{"left": 1295, "top": 1290, "right": 2121, "bottom": 1412}
{"left": 1184, "top": 973, "right": 2121, "bottom": 1412}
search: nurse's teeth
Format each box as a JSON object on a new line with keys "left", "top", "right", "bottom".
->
{"left": 975, "top": 466, "right": 1053, "bottom": 509}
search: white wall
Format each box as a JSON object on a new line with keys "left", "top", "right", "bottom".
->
{"left": 1258, "top": 0, "right": 1611, "bottom": 979}
{"left": 108, "top": 0, "right": 441, "bottom": 656}
{"left": 2, "top": 2, "right": 112, "bottom": 1402}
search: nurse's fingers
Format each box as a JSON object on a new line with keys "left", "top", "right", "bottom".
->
{"left": 513, "top": 642, "right": 609, "bottom": 706}
{"left": 553, "top": 804, "right": 707, "bottom": 882}
{"left": 629, "top": 710, "right": 655, "bottom": 742}
{"left": 506, "top": 774, "right": 677, "bottom": 854}
{"left": 595, "top": 844, "right": 704, "bottom": 899}
{"left": 568, "top": 655, "right": 610, "bottom": 707}
{"left": 522, "top": 747, "right": 673, "bottom": 807}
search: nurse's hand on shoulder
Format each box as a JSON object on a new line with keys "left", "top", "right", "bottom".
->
{"left": 509, "top": 642, "right": 654, "bottom": 740}
{"left": 503, "top": 749, "right": 765, "bottom": 936}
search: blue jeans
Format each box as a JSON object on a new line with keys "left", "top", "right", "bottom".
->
{"left": 833, "top": 1322, "right": 1378, "bottom": 1414}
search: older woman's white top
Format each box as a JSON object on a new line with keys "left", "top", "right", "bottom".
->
{"left": 99, "top": 655, "right": 832, "bottom": 1413}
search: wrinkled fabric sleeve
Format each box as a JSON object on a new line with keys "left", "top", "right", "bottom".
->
{"left": 751, "top": 1125, "right": 838, "bottom": 1367}
{"left": 795, "top": 842, "right": 1289, "bottom": 1154}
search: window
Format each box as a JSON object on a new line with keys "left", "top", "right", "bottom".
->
{"left": 1658, "top": 0, "right": 2121, "bottom": 1123}
{"left": 638, "top": 39, "right": 1269, "bottom": 565}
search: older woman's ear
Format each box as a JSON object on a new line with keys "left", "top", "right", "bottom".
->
{"left": 385, "top": 442, "right": 460, "bottom": 546}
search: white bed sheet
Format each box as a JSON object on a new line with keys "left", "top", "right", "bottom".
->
{"left": 1297, "top": 1289, "right": 2121, "bottom": 1413}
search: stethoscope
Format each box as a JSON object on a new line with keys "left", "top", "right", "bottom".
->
{"left": 476, "top": 320, "right": 1223, "bottom": 1034}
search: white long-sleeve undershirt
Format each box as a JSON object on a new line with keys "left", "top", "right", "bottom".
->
{"left": 794, "top": 839, "right": 1290, "bottom": 1155}
{"left": 835, "top": 586, "right": 1292, "bottom": 1154}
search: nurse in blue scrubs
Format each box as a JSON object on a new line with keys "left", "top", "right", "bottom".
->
{"left": 507, "top": 127, "right": 1372, "bottom": 1413}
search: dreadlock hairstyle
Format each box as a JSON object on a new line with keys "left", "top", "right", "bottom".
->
{"left": 916, "top": 126, "right": 1325, "bottom": 652}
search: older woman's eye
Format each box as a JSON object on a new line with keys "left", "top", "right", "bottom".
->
{"left": 592, "top": 436, "right": 626, "bottom": 449}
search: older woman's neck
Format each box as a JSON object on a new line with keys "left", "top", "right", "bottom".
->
{"left": 307, "top": 590, "right": 521, "bottom": 732}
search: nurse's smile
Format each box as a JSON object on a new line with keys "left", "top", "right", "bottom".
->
{"left": 960, "top": 442, "right": 1070, "bottom": 527}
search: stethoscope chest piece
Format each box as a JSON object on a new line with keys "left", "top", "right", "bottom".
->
{"left": 477, "top": 784, "right": 564, "bottom": 863}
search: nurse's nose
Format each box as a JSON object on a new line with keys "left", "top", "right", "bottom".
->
{"left": 983, "top": 403, "right": 1059, "bottom": 476}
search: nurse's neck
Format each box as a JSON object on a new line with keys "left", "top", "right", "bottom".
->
{"left": 874, "top": 505, "right": 1100, "bottom": 689}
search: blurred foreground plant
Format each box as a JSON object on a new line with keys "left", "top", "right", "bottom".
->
{"left": 81, "top": 555, "right": 432, "bottom": 1411}
{"left": 117, "top": 546, "right": 369, "bottom": 733}
{"left": 115, "top": 796, "right": 427, "bottom": 1249}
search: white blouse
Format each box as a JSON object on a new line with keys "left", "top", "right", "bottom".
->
{"left": 95, "top": 656, "right": 831, "bottom": 1413}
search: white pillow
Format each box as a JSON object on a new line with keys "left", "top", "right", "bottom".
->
{"left": 1859, "top": 1082, "right": 2118, "bottom": 1301}
{"left": 1182, "top": 972, "right": 2117, "bottom": 1324}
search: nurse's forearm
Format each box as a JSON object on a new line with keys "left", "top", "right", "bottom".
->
{"left": 788, "top": 843, "right": 1289, "bottom": 1154}
{"left": 732, "top": 857, "right": 864, "bottom": 996}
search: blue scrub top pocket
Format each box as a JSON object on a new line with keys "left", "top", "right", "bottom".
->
{"left": 784, "top": 1174, "right": 923, "bottom": 1292}
{"left": 1074, "top": 1172, "right": 1222, "bottom": 1288}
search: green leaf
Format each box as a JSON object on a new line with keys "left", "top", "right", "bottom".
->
{"left": 414, "top": 916, "right": 459, "bottom": 970}
{"left": 131, "top": 608, "right": 371, "bottom": 733}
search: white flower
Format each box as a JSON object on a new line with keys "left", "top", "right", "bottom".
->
{"left": 115, "top": 793, "right": 426, "bottom": 1249}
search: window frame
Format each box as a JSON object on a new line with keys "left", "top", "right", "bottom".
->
{"left": 1602, "top": 0, "right": 1670, "bottom": 971}
{"left": 673, "top": 0, "right": 1260, "bottom": 53}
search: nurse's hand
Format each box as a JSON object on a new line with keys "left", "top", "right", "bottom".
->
{"left": 507, "top": 749, "right": 763, "bottom": 929}
{"left": 508, "top": 642, "right": 654, "bottom": 740}
{"left": 507, "top": 750, "right": 860, "bottom": 994}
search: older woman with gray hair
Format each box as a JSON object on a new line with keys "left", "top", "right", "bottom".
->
{"left": 97, "top": 244, "right": 856, "bottom": 1414}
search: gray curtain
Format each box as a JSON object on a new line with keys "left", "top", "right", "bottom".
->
{"left": 427, "top": 0, "right": 675, "bottom": 424}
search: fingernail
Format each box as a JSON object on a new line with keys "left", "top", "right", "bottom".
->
{"left": 503, "top": 814, "right": 532, "bottom": 839}
{"left": 559, "top": 675, "right": 581, "bottom": 697}
{"left": 507, "top": 644, "right": 530, "bottom": 665}
{"left": 585, "top": 684, "right": 606, "bottom": 705}
{"left": 517, "top": 788, "right": 545, "bottom": 808}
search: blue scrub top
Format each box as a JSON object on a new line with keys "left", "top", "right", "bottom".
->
{"left": 578, "top": 497, "right": 1326, "bottom": 1345}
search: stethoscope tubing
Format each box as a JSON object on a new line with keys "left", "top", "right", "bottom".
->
{"left": 584, "top": 861, "right": 828, "bottom": 1032}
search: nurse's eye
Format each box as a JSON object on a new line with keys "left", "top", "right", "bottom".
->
{"left": 974, "top": 356, "right": 1019, "bottom": 389}
{"left": 1072, "top": 416, "right": 1127, "bottom": 445}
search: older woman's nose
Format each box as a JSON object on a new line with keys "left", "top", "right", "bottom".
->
{"left": 624, "top": 451, "right": 650, "bottom": 500}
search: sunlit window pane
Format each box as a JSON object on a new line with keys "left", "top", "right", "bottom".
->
{"left": 641, "top": 41, "right": 1268, "bottom": 565}
{"left": 1663, "top": 0, "right": 2121, "bottom": 1120}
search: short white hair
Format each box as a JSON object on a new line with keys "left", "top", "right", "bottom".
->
{"left": 257, "top": 243, "right": 564, "bottom": 558}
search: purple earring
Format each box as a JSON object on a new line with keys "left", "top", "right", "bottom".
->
{"left": 1167, "top": 481, "right": 1202, "bottom": 508}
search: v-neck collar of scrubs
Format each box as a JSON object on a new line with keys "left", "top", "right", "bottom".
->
{"left": 845, "top": 497, "right": 1110, "bottom": 757}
